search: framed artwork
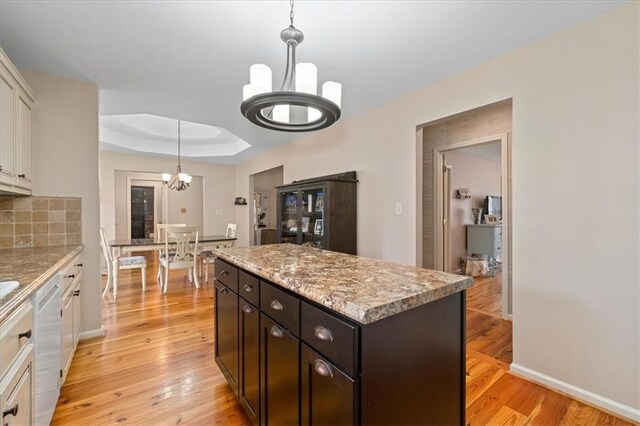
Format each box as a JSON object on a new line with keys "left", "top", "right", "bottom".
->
{"left": 314, "top": 219, "right": 324, "bottom": 235}
{"left": 315, "top": 192, "right": 324, "bottom": 212}
{"left": 301, "top": 217, "right": 310, "bottom": 233}
{"left": 484, "top": 214, "right": 499, "bottom": 224}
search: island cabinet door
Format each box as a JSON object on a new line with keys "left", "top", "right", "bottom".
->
{"left": 301, "top": 344, "right": 357, "bottom": 426}
{"left": 214, "top": 281, "right": 239, "bottom": 396}
{"left": 239, "top": 298, "right": 260, "bottom": 426}
{"left": 260, "top": 313, "right": 299, "bottom": 426}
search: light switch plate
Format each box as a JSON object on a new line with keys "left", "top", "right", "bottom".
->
{"left": 181, "top": 207, "right": 187, "bottom": 214}
{"left": 216, "top": 210, "right": 223, "bottom": 216}
{"left": 395, "top": 202, "right": 402, "bottom": 215}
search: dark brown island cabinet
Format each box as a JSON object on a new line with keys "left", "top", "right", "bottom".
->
{"left": 276, "top": 171, "right": 357, "bottom": 254}
{"left": 213, "top": 256, "right": 467, "bottom": 426}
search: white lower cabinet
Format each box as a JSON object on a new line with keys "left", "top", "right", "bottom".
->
{"left": 60, "top": 254, "right": 82, "bottom": 384}
{"left": 0, "top": 348, "right": 34, "bottom": 426}
{"left": 0, "top": 301, "right": 35, "bottom": 426}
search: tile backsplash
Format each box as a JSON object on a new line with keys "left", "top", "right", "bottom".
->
{"left": 0, "top": 196, "right": 82, "bottom": 248}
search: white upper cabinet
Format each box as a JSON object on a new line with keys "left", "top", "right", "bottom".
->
{"left": 0, "top": 67, "right": 16, "bottom": 186}
{"left": 17, "top": 94, "right": 32, "bottom": 189}
{"left": 0, "top": 48, "right": 36, "bottom": 194}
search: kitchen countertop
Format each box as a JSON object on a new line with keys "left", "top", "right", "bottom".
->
{"left": 214, "top": 244, "right": 473, "bottom": 324}
{"left": 0, "top": 244, "right": 84, "bottom": 323}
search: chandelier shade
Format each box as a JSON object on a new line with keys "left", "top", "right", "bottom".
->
{"left": 240, "top": 0, "right": 342, "bottom": 132}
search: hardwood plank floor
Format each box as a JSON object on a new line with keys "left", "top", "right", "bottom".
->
{"left": 467, "top": 272, "right": 503, "bottom": 317}
{"left": 52, "top": 253, "right": 634, "bottom": 425}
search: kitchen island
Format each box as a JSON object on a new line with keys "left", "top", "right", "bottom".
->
{"left": 212, "top": 244, "right": 473, "bottom": 425}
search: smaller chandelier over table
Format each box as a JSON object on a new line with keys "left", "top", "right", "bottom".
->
{"left": 240, "top": 0, "right": 341, "bottom": 132}
{"left": 162, "top": 120, "right": 192, "bottom": 191}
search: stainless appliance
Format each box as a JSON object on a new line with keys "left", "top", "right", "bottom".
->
{"left": 33, "top": 274, "right": 61, "bottom": 426}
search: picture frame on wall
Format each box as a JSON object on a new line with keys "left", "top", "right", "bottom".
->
{"left": 484, "top": 214, "right": 499, "bottom": 224}
{"left": 301, "top": 217, "right": 310, "bottom": 233}
{"left": 314, "top": 219, "right": 324, "bottom": 235}
{"left": 315, "top": 192, "right": 324, "bottom": 212}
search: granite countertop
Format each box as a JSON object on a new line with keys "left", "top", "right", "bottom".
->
{"left": 214, "top": 244, "right": 473, "bottom": 324}
{"left": 0, "top": 244, "right": 84, "bottom": 323}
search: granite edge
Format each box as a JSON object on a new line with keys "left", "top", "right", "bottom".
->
{"left": 215, "top": 251, "right": 473, "bottom": 325}
{"left": 0, "top": 244, "right": 84, "bottom": 323}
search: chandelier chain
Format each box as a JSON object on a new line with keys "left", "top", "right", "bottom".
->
{"left": 177, "top": 120, "right": 181, "bottom": 168}
{"left": 289, "top": 0, "right": 294, "bottom": 27}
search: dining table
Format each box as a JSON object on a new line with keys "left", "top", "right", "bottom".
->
{"left": 106, "top": 234, "right": 236, "bottom": 296}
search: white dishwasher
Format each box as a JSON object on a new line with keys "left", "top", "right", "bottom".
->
{"left": 32, "top": 273, "right": 61, "bottom": 426}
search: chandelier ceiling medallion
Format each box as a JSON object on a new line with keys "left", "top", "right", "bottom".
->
{"left": 162, "top": 120, "right": 192, "bottom": 191}
{"left": 240, "top": 0, "right": 342, "bottom": 132}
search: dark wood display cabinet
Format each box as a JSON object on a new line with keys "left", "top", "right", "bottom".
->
{"left": 276, "top": 171, "right": 357, "bottom": 254}
{"left": 213, "top": 257, "right": 466, "bottom": 426}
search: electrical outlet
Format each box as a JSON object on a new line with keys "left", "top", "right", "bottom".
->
{"left": 216, "top": 210, "right": 223, "bottom": 216}
{"left": 395, "top": 202, "right": 402, "bottom": 215}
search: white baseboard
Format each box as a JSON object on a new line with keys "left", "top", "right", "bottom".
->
{"left": 79, "top": 326, "right": 106, "bottom": 341}
{"left": 510, "top": 363, "right": 640, "bottom": 423}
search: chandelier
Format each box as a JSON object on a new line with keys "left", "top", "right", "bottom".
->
{"left": 240, "top": 0, "right": 342, "bottom": 132}
{"left": 162, "top": 120, "right": 192, "bottom": 191}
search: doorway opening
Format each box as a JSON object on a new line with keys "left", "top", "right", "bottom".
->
{"left": 249, "top": 166, "right": 284, "bottom": 246}
{"left": 130, "top": 182, "right": 162, "bottom": 238}
{"left": 416, "top": 99, "right": 513, "bottom": 370}
{"left": 435, "top": 136, "right": 508, "bottom": 319}
{"left": 115, "top": 170, "right": 204, "bottom": 240}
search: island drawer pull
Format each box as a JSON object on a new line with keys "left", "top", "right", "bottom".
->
{"left": 313, "top": 359, "right": 333, "bottom": 378}
{"left": 242, "top": 304, "right": 253, "bottom": 314}
{"left": 220, "top": 287, "right": 229, "bottom": 295}
{"left": 270, "top": 325, "right": 283, "bottom": 338}
{"left": 220, "top": 270, "right": 229, "bottom": 277}
{"left": 313, "top": 326, "right": 333, "bottom": 342}
{"left": 243, "top": 284, "right": 253, "bottom": 293}
{"left": 2, "top": 404, "right": 18, "bottom": 418}
{"left": 75, "top": 263, "right": 83, "bottom": 267}
{"left": 73, "top": 290, "right": 81, "bottom": 297}
{"left": 65, "top": 274, "right": 76, "bottom": 279}
{"left": 18, "top": 173, "right": 26, "bottom": 179}
{"left": 270, "top": 299, "right": 284, "bottom": 311}
{"left": 18, "top": 329, "right": 32, "bottom": 340}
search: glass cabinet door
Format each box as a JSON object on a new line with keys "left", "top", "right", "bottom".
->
{"left": 300, "top": 187, "right": 324, "bottom": 248}
{"left": 280, "top": 190, "right": 299, "bottom": 244}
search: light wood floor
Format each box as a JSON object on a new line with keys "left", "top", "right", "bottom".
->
{"left": 466, "top": 272, "right": 513, "bottom": 365}
{"left": 52, "top": 254, "right": 633, "bottom": 425}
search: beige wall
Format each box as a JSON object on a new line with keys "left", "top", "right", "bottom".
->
{"left": 234, "top": 4, "right": 639, "bottom": 418}
{"left": 444, "top": 150, "right": 501, "bottom": 273}
{"left": 22, "top": 70, "right": 102, "bottom": 335}
{"left": 100, "top": 151, "right": 236, "bottom": 241}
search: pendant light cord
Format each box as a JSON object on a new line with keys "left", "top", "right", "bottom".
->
{"left": 177, "top": 120, "right": 182, "bottom": 171}
{"left": 289, "top": 0, "right": 294, "bottom": 27}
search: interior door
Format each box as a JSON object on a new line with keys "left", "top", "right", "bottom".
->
{"left": 128, "top": 179, "right": 164, "bottom": 239}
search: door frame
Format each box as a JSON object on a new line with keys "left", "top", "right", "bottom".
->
{"left": 126, "top": 177, "right": 168, "bottom": 239}
{"left": 433, "top": 132, "right": 510, "bottom": 320}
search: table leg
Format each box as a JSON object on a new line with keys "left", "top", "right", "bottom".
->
{"left": 102, "top": 263, "right": 112, "bottom": 299}
{"left": 112, "top": 258, "right": 119, "bottom": 299}
{"left": 193, "top": 261, "right": 200, "bottom": 288}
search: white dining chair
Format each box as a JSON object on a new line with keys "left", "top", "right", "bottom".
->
{"left": 156, "top": 223, "right": 186, "bottom": 284}
{"left": 158, "top": 225, "right": 200, "bottom": 294}
{"left": 199, "top": 223, "right": 237, "bottom": 283}
{"left": 99, "top": 227, "right": 147, "bottom": 299}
